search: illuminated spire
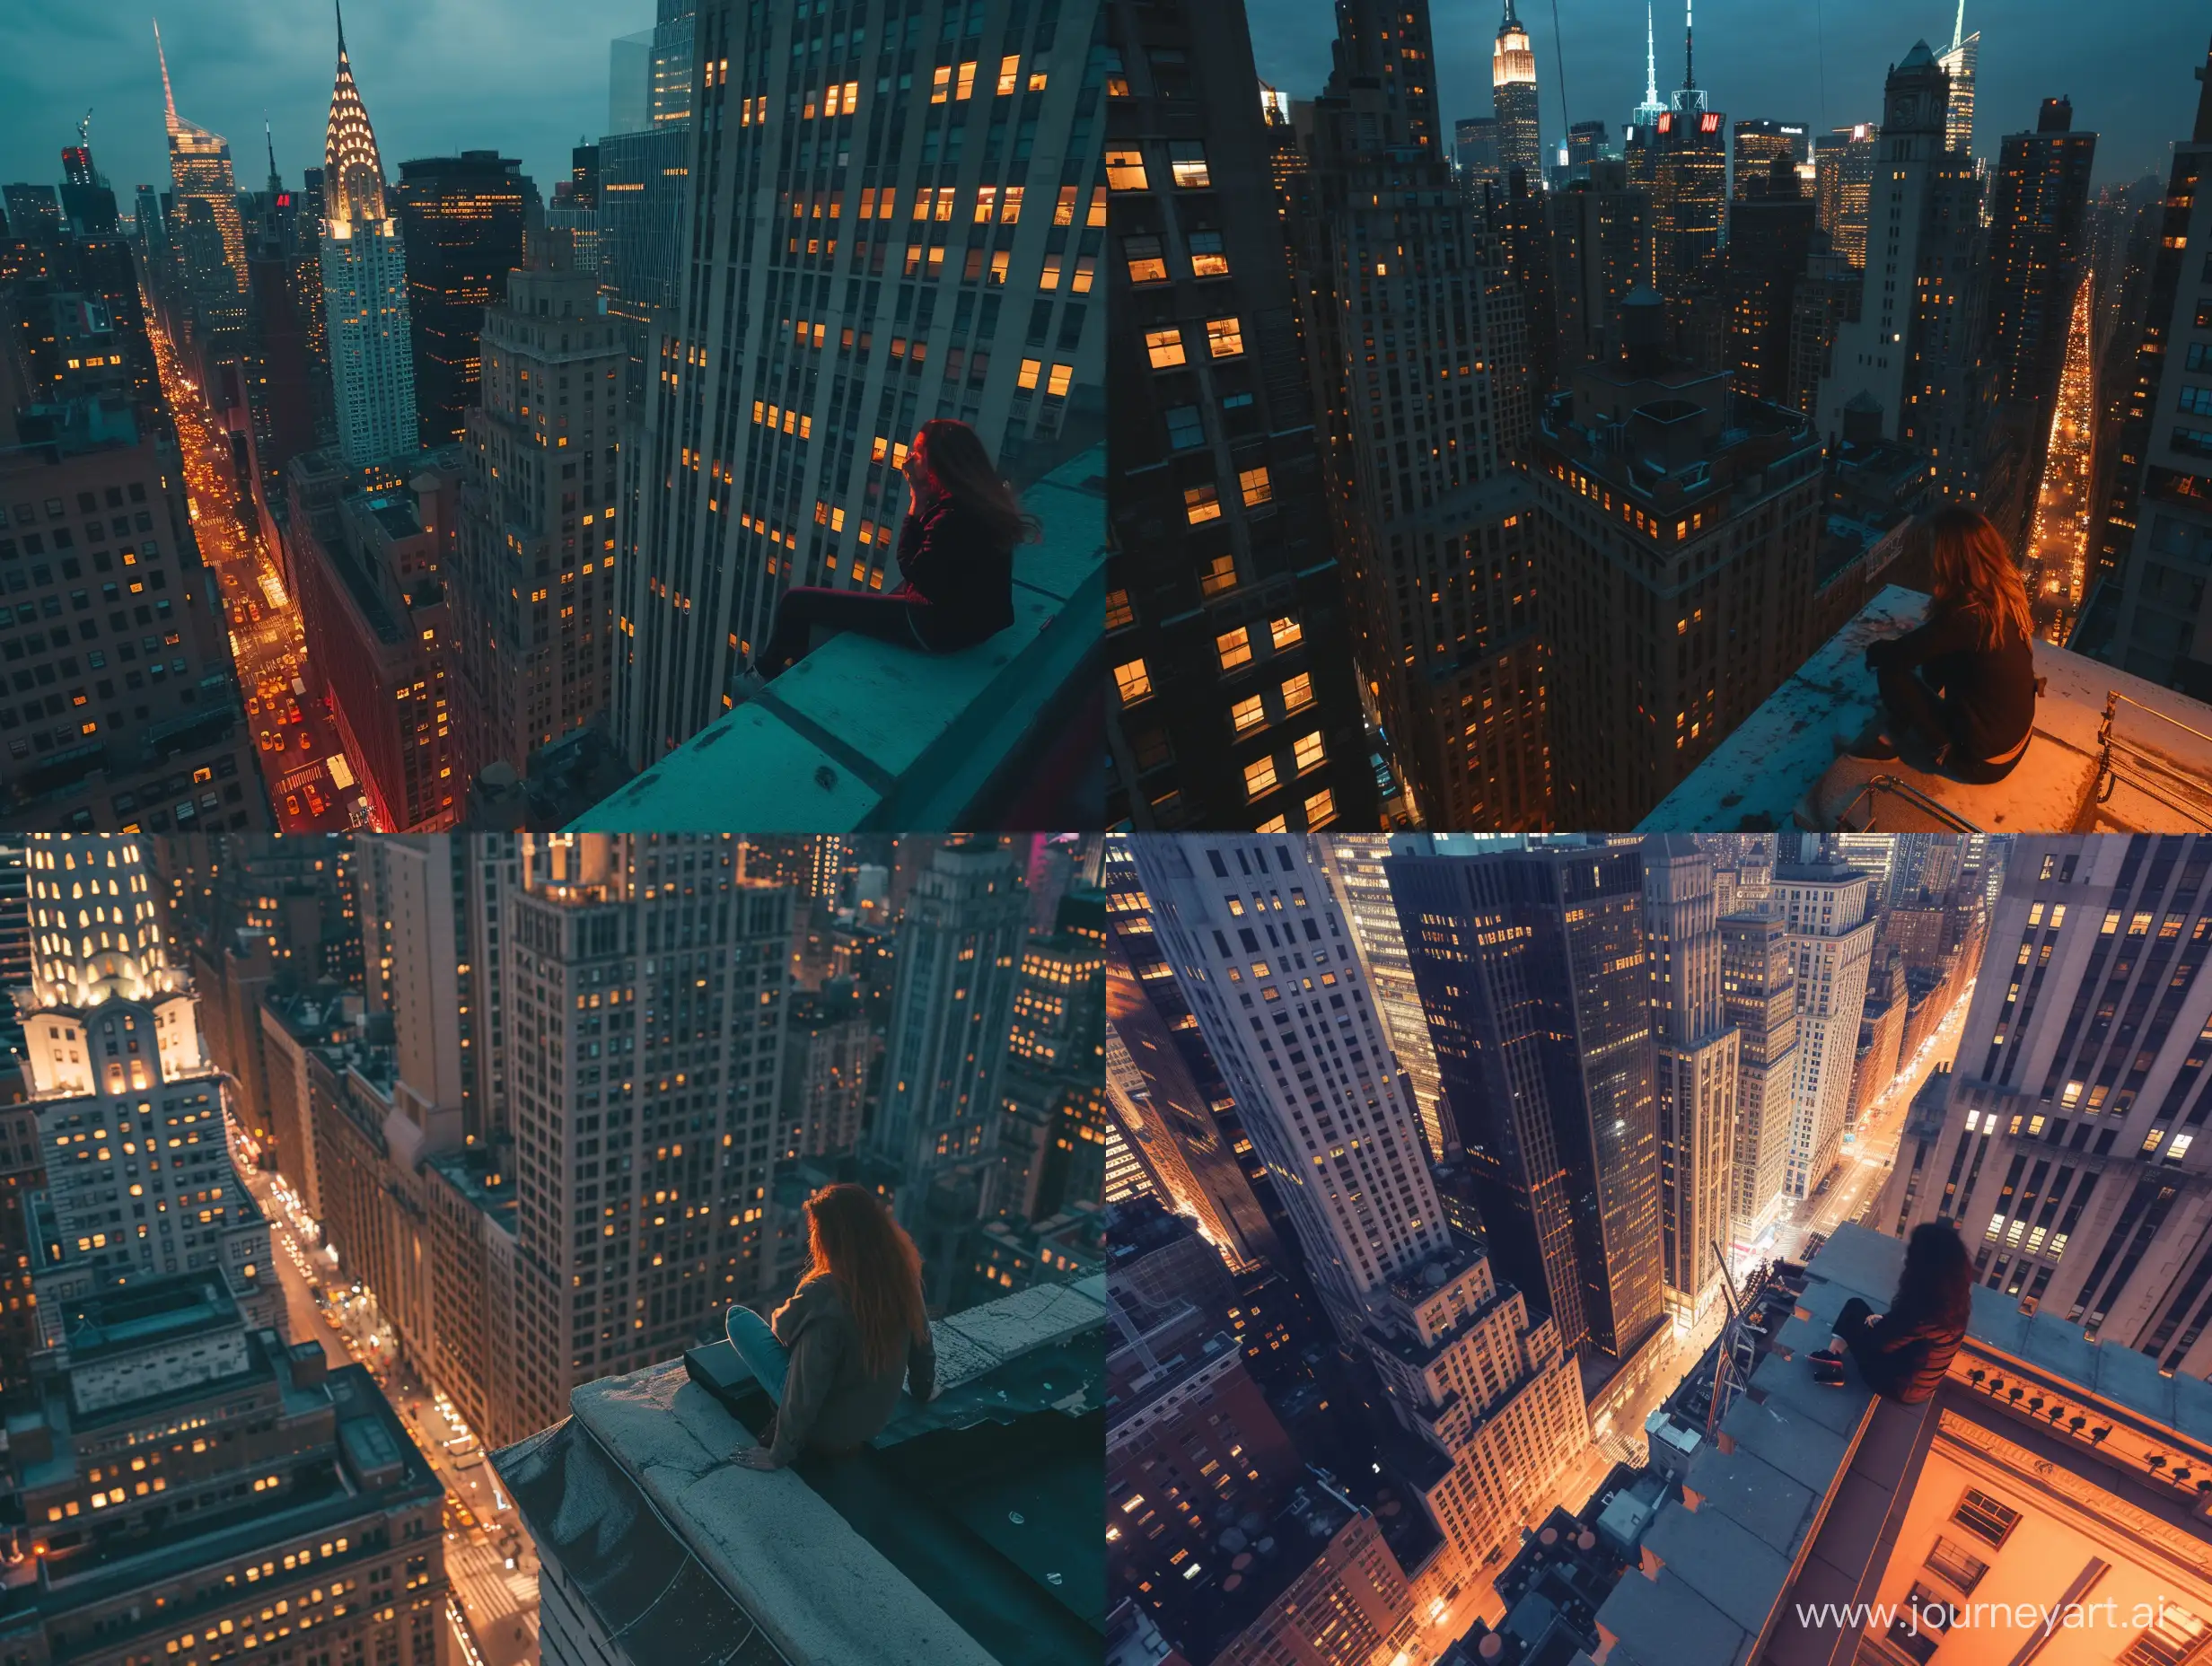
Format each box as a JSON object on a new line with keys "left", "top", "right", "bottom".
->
{"left": 1950, "top": 0, "right": 1965, "bottom": 53}
{"left": 154, "top": 18, "right": 179, "bottom": 136}
{"left": 1683, "top": 0, "right": 1695, "bottom": 92}
{"left": 323, "top": 1, "right": 390, "bottom": 228}
{"left": 1645, "top": 4, "right": 1660, "bottom": 108}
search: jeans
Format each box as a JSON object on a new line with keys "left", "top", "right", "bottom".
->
{"left": 726, "top": 1304, "right": 787, "bottom": 1404}
{"left": 1874, "top": 662, "right": 2024, "bottom": 784}
{"left": 759, "top": 588, "right": 938, "bottom": 677}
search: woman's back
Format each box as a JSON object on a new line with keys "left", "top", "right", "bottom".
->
{"left": 768, "top": 1274, "right": 936, "bottom": 1458}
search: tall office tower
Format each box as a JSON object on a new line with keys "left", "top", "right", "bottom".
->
{"left": 615, "top": 0, "right": 1102, "bottom": 767}
{"left": 1391, "top": 842, "right": 1667, "bottom": 1363}
{"left": 153, "top": 24, "right": 248, "bottom": 334}
{"left": 780, "top": 985, "right": 873, "bottom": 1158}
{"left": 0, "top": 839, "right": 27, "bottom": 1057}
{"left": 1646, "top": 25, "right": 1727, "bottom": 364}
{"left": 58, "top": 145, "right": 118, "bottom": 235}
{"left": 1106, "top": 0, "right": 1374, "bottom": 833}
{"left": 1723, "top": 155, "right": 1817, "bottom": 403}
{"left": 870, "top": 838, "right": 1029, "bottom": 1282}
{"left": 1549, "top": 162, "right": 1651, "bottom": 371}
{"left": 1455, "top": 116, "right": 1503, "bottom": 206}
{"left": 1315, "top": 836, "right": 1448, "bottom": 1162}
{"left": 351, "top": 834, "right": 481, "bottom": 1136}
{"left": 391, "top": 152, "right": 530, "bottom": 448}
{"left": 1534, "top": 293, "right": 1824, "bottom": 828}
{"left": 3, "top": 1275, "right": 449, "bottom": 1666}
{"left": 1732, "top": 120, "right": 1797, "bottom": 198}
{"left": 1567, "top": 121, "right": 1609, "bottom": 177}
{"left": 1102, "top": 841, "right": 1280, "bottom": 1271}
{"left": 13, "top": 836, "right": 276, "bottom": 1338}
{"left": 596, "top": 0, "right": 695, "bottom": 383}
{"left": 285, "top": 451, "right": 462, "bottom": 831}
{"left": 318, "top": 14, "right": 419, "bottom": 470}
{"left": 1289, "top": 0, "right": 1546, "bottom": 830}
{"left": 1886, "top": 837, "right": 2212, "bottom": 1368}
{"left": 1813, "top": 45, "right": 1983, "bottom": 513}
{"left": 1785, "top": 241, "right": 1859, "bottom": 419}
{"left": 1813, "top": 123, "right": 1878, "bottom": 267}
{"left": 1773, "top": 860, "right": 1876, "bottom": 1199}
{"left": 1129, "top": 837, "right": 1590, "bottom": 1590}
{"left": 1982, "top": 100, "right": 2097, "bottom": 548}
{"left": 1127, "top": 836, "right": 1448, "bottom": 1343}
{"left": 244, "top": 169, "right": 336, "bottom": 525}
{"left": 1643, "top": 837, "right": 1741, "bottom": 1322}
{"left": 450, "top": 258, "right": 625, "bottom": 780}
{"left": 1491, "top": 169, "right": 1562, "bottom": 399}
{"left": 2082, "top": 43, "right": 2212, "bottom": 684}
{"left": 1936, "top": 0, "right": 1979, "bottom": 160}
{"left": 1492, "top": 1, "right": 1544, "bottom": 189}
{"left": 497, "top": 835, "right": 793, "bottom": 1437}
{"left": 547, "top": 144, "right": 602, "bottom": 276}
{"left": 0, "top": 364, "right": 262, "bottom": 834}
{"left": 1720, "top": 905, "right": 1797, "bottom": 1248}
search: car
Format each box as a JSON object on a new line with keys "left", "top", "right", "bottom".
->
{"left": 285, "top": 794, "right": 301, "bottom": 818}
{"left": 304, "top": 785, "right": 327, "bottom": 816}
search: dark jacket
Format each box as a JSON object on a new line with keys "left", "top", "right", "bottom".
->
{"left": 892, "top": 497, "right": 1016, "bottom": 646}
{"left": 767, "top": 1275, "right": 935, "bottom": 1462}
{"left": 1845, "top": 1294, "right": 1969, "bottom": 1406}
{"left": 1865, "top": 601, "right": 2036, "bottom": 762}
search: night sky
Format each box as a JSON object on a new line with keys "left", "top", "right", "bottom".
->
{"left": 0, "top": 1, "right": 652, "bottom": 206}
{"left": 1249, "top": 0, "right": 2208, "bottom": 189}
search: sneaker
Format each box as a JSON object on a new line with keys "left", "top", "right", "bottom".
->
{"left": 1836, "top": 728, "right": 1900, "bottom": 761}
{"left": 1812, "top": 1361, "right": 1848, "bottom": 1387}
{"left": 1809, "top": 1348, "right": 1842, "bottom": 1366}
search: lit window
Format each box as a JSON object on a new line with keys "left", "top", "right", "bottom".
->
{"left": 1106, "top": 588, "right": 1135, "bottom": 629}
{"left": 1216, "top": 626, "right": 1252, "bottom": 671}
{"left": 1047, "top": 363, "right": 1075, "bottom": 397}
{"left": 1169, "top": 141, "right": 1211, "bottom": 189}
{"left": 996, "top": 54, "right": 1022, "bottom": 95}
{"left": 1124, "top": 237, "right": 1169, "bottom": 285}
{"left": 1053, "top": 185, "right": 1078, "bottom": 225}
{"left": 1243, "top": 756, "right": 1279, "bottom": 800}
{"left": 1281, "top": 672, "right": 1313, "bottom": 712}
{"left": 1231, "top": 694, "right": 1267, "bottom": 732}
{"left": 1185, "top": 484, "right": 1223, "bottom": 526}
{"left": 1199, "top": 554, "right": 1237, "bottom": 596}
{"left": 1114, "top": 660, "right": 1154, "bottom": 703}
{"left": 1188, "top": 231, "right": 1229, "bottom": 276}
{"left": 1105, "top": 148, "right": 1150, "bottom": 190}
{"left": 1207, "top": 317, "right": 1245, "bottom": 357}
{"left": 1270, "top": 616, "right": 1303, "bottom": 650}
{"left": 931, "top": 65, "right": 952, "bottom": 103}
{"left": 1017, "top": 358, "right": 1043, "bottom": 390}
{"left": 1239, "top": 466, "right": 1273, "bottom": 508}
{"left": 954, "top": 60, "right": 979, "bottom": 100}
{"left": 1293, "top": 731, "right": 1327, "bottom": 773}
{"left": 1304, "top": 787, "right": 1337, "bottom": 828}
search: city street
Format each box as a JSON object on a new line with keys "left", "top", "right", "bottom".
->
{"left": 230, "top": 1144, "right": 540, "bottom": 1666}
{"left": 145, "top": 311, "right": 363, "bottom": 832}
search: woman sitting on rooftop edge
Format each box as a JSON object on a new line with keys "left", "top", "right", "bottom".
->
{"left": 1809, "top": 1222, "right": 1971, "bottom": 1404}
{"left": 725, "top": 1182, "right": 937, "bottom": 1469}
{"left": 744, "top": 417, "right": 1038, "bottom": 689}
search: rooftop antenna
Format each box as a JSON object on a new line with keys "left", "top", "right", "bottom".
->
{"left": 154, "top": 18, "right": 180, "bottom": 134}
{"left": 1950, "top": 0, "right": 1965, "bottom": 53}
{"left": 77, "top": 108, "right": 93, "bottom": 149}
{"left": 1549, "top": 0, "right": 1571, "bottom": 166}
{"left": 1683, "top": 0, "right": 1695, "bottom": 91}
{"left": 1644, "top": 4, "right": 1660, "bottom": 110}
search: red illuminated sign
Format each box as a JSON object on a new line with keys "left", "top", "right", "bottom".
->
{"left": 1699, "top": 112, "right": 1721, "bottom": 134}
{"left": 1656, "top": 112, "right": 1673, "bottom": 134}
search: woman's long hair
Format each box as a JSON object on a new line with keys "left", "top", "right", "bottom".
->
{"left": 802, "top": 1183, "right": 928, "bottom": 1375}
{"left": 1925, "top": 506, "right": 2032, "bottom": 651}
{"left": 911, "top": 417, "right": 1040, "bottom": 548}
{"left": 1891, "top": 1221, "right": 1972, "bottom": 1329}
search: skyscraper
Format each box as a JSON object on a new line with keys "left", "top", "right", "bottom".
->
{"left": 1288, "top": 0, "right": 1547, "bottom": 829}
{"left": 1492, "top": 0, "right": 1543, "bottom": 188}
{"left": 614, "top": 0, "right": 1102, "bottom": 766}
{"left": 1936, "top": 0, "right": 1979, "bottom": 159}
{"left": 391, "top": 152, "right": 530, "bottom": 449}
{"left": 1646, "top": 7, "right": 1727, "bottom": 361}
{"left": 1774, "top": 861, "right": 1877, "bottom": 1199}
{"left": 1549, "top": 160, "right": 1652, "bottom": 371}
{"left": 1720, "top": 903, "right": 1797, "bottom": 1248}
{"left": 1455, "top": 116, "right": 1503, "bottom": 206}
{"left": 1812, "top": 123, "right": 1878, "bottom": 268}
{"left": 451, "top": 256, "right": 625, "bottom": 778}
{"left": 1723, "top": 153, "right": 1818, "bottom": 403}
{"left": 1316, "top": 836, "right": 1448, "bottom": 1162}
{"left": 1106, "top": 0, "right": 1375, "bottom": 831}
{"left": 13, "top": 835, "right": 276, "bottom": 1337}
{"left": 153, "top": 22, "right": 249, "bottom": 338}
{"left": 1643, "top": 836, "right": 1740, "bottom": 1322}
{"left": 1813, "top": 43, "right": 1982, "bottom": 512}
{"left": 1731, "top": 119, "right": 1798, "bottom": 199}
{"left": 1391, "top": 842, "right": 1667, "bottom": 1362}
{"left": 1885, "top": 839, "right": 2212, "bottom": 1365}
{"left": 318, "top": 12, "right": 418, "bottom": 469}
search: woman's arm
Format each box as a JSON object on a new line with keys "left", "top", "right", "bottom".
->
{"left": 766, "top": 1304, "right": 840, "bottom": 1464}
{"left": 1867, "top": 608, "right": 1976, "bottom": 672}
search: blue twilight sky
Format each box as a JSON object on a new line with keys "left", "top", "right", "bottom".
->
{"left": 0, "top": 1, "right": 654, "bottom": 206}
{"left": 1247, "top": 0, "right": 2207, "bottom": 188}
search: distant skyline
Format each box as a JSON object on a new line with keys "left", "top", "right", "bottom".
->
{"left": 0, "top": 1, "right": 652, "bottom": 206}
{"left": 1249, "top": 0, "right": 2203, "bottom": 188}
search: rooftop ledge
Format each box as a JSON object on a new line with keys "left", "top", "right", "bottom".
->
{"left": 575, "top": 446, "right": 1103, "bottom": 833}
{"left": 1639, "top": 585, "right": 2212, "bottom": 835}
{"left": 492, "top": 1276, "right": 1106, "bottom": 1666}
{"left": 1591, "top": 1223, "right": 2212, "bottom": 1666}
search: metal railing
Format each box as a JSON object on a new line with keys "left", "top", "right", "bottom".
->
{"left": 2095, "top": 691, "right": 2212, "bottom": 830}
{"left": 1830, "top": 773, "right": 1984, "bottom": 833}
